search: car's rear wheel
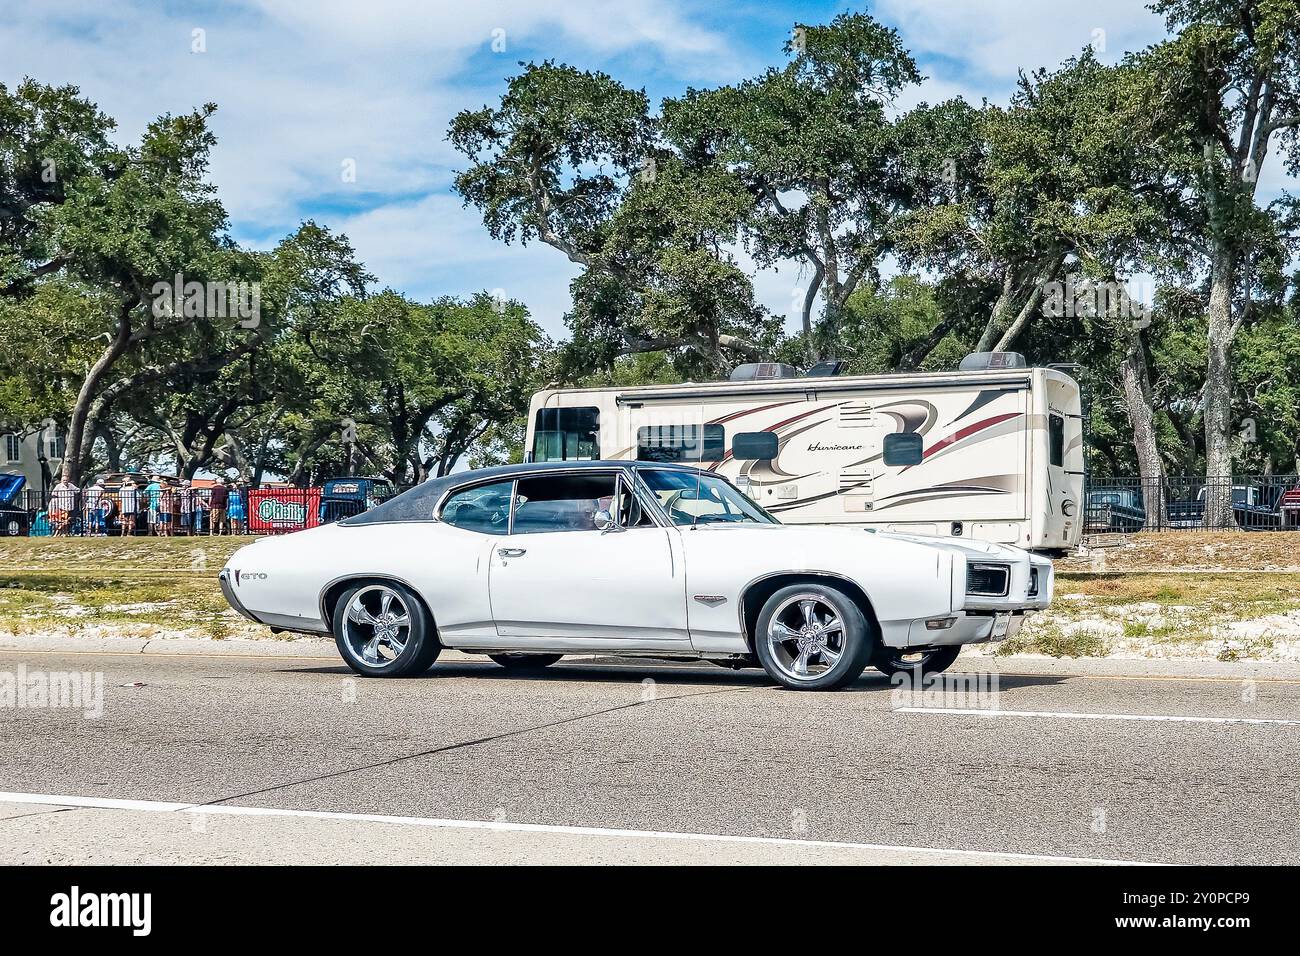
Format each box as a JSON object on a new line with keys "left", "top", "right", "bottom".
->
{"left": 754, "top": 584, "right": 873, "bottom": 691}
{"left": 873, "top": 645, "right": 961, "bottom": 679}
{"left": 333, "top": 581, "right": 440, "bottom": 677}
{"left": 488, "top": 653, "right": 563, "bottom": 670}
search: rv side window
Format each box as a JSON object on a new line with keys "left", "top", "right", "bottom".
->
{"left": 1049, "top": 413, "right": 1065, "bottom": 467}
{"left": 532, "top": 407, "right": 600, "bottom": 462}
{"left": 636, "top": 424, "right": 724, "bottom": 463}
{"left": 732, "top": 431, "right": 777, "bottom": 461}
{"left": 882, "top": 432, "right": 923, "bottom": 466}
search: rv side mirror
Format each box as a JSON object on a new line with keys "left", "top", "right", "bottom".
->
{"left": 732, "top": 432, "right": 778, "bottom": 461}
{"left": 882, "top": 432, "right": 923, "bottom": 466}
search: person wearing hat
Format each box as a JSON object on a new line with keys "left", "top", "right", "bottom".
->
{"left": 119, "top": 476, "right": 139, "bottom": 535}
{"left": 84, "top": 477, "right": 106, "bottom": 536}
{"left": 49, "top": 476, "right": 77, "bottom": 536}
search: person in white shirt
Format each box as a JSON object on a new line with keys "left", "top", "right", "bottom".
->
{"left": 49, "top": 479, "right": 77, "bottom": 536}
{"left": 84, "top": 478, "right": 106, "bottom": 536}
{"left": 118, "top": 478, "right": 139, "bottom": 536}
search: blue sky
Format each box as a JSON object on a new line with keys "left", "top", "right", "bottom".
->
{"left": 4, "top": 1, "right": 1286, "bottom": 338}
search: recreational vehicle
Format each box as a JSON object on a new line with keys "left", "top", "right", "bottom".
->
{"left": 524, "top": 353, "right": 1084, "bottom": 553}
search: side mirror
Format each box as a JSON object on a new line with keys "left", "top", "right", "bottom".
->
{"left": 593, "top": 509, "right": 620, "bottom": 533}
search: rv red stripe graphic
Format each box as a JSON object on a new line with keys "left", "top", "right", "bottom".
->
{"left": 709, "top": 404, "right": 831, "bottom": 471}
{"left": 901, "top": 412, "right": 1021, "bottom": 472}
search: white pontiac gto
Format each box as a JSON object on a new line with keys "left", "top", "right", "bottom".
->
{"left": 219, "top": 461, "right": 1053, "bottom": 690}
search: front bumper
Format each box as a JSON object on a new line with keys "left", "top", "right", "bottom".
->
{"left": 901, "top": 608, "right": 1027, "bottom": 647}
{"left": 887, "top": 551, "right": 1054, "bottom": 649}
{"left": 956, "top": 553, "right": 1054, "bottom": 612}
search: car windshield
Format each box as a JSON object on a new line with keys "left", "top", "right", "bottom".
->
{"left": 639, "top": 469, "right": 778, "bottom": 527}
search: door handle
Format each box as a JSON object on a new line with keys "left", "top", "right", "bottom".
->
{"left": 497, "top": 548, "right": 527, "bottom": 558}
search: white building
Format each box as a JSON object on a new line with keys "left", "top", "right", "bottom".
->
{"left": 0, "top": 424, "right": 65, "bottom": 495}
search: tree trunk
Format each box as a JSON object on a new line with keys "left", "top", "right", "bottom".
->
{"left": 1203, "top": 248, "right": 1237, "bottom": 529}
{"left": 993, "top": 258, "right": 1061, "bottom": 353}
{"left": 61, "top": 305, "right": 132, "bottom": 484}
{"left": 976, "top": 268, "right": 1016, "bottom": 353}
{"left": 1118, "top": 325, "right": 1165, "bottom": 528}
{"left": 800, "top": 262, "right": 823, "bottom": 363}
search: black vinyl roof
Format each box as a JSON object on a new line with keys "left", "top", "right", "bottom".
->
{"left": 341, "top": 460, "right": 703, "bottom": 526}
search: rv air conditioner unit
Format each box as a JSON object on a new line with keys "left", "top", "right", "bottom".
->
{"left": 729, "top": 362, "right": 802, "bottom": 382}
{"left": 959, "top": 351, "right": 1027, "bottom": 371}
{"left": 805, "top": 359, "right": 847, "bottom": 377}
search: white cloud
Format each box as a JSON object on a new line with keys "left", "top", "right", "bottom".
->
{"left": 0, "top": 0, "right": 738, "bottom": 230}
{"left": 0, "top": 0, "right": 743, "bottom": 336}
{"left": 329, "top": 194, "right": 581, "bottom": 336}
{"left": 875, "top": 0, "right": 1167, "bottom": 80}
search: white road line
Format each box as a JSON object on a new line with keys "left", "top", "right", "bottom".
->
{"left": 0, "top": 790, "right": 1159, "bottom": 866}
{"left": 894, "top": 707, "right": 1300, "bottom": 726}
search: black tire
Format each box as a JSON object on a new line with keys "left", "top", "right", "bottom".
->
{"left": 488, "top": 653, "right": 563, "bottom": 670}
{"left": 753, "top": 583, "right": 873, "bottom": 691}
{"left": 873, "top": 644, "right": 961, "bottom": 680}
{"left": 332, "top": 580, "right": 440, "bottom": 677}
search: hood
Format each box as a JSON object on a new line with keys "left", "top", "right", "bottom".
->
{"left": 0, "top": 473, "right": 25, "bottom": 506}
{"left": 869, "top": 530, "right": 1030, "bottom": 562}
{"left": 692, "top": 521, "right": 1029, "bottom": 562}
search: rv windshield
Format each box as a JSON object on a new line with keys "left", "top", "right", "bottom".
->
{"left": 639, "top": 469, "right": 778, "bottom": 527}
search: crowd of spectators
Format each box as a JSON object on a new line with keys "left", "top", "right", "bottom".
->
{"left": 45, "top": 476, "right": 249, "bottom": 536}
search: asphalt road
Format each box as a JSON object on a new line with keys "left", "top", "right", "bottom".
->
{"left": 2, "top": 640, "right": 1299, "bottom": 864}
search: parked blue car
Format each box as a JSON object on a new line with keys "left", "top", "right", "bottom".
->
{"left": 0, "top": 473, "right": 31, "bottom": 536}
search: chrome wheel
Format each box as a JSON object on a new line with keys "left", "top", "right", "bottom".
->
{"left": 341, "top": 585, "right": 411, "bottom": 668}
{"left": 875, "top": 644, "right": 961, "bottom": 678}
{"left": 763, "top": 592, "right": 846, "bottom": 683}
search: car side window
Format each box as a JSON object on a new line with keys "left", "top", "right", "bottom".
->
{"left": 440, "top": 480, "right": 514, "bottom": 535}
{"left": 512, "top": 473, "right": 617, "bottom": 534}
{"left": 616, "top": 476, "right": 656, "bottom": 528}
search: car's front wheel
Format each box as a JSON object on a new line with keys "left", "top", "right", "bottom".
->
{"left": 488, "top": 653, "right": 563, "bottom": 670}
{"left": 873, "top": 645, "right": 961, "bottom": 680}
{"left": 754, "top": 584, "right": 873, "bottom": 690}
{"left": 333, "top": 581, "right": 440, "bottom": 677}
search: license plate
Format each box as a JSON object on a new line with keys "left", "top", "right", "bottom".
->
{"left": 992, "top": 613, "right": 1010, "bottom": 638}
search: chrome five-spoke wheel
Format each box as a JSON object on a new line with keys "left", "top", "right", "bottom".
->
{"left": 755, "top": 584, "right": 871, "bottom": 690}
{"left": 333, "top": 581, "right": 439, "bottom": 677}
{"left": 765, "top": 593, "right": 845, "bottom": 682}
{"left": 342, "top": 585, "right": 411, "bottom": 667}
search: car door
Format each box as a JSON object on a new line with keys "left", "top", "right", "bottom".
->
{"left": 489, "top": 470, "right": 689, "bottom": 646}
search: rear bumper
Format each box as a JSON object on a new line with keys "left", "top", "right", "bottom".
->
{"left": 218, "top": 568, "right": 263, "bottom": 624}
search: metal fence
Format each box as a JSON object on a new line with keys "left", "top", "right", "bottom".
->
{"left": 0, "top": 484, "right": 407, "bottom": 538}
{"left": 8, "top": 474, "right": 1300, "bottom": 539}
{"left": 1084, "top": 475, "right": 1300, "bottom": 533}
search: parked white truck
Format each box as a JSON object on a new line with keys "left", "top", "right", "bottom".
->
{"left": 525, "top": 353, "right": 1085, "bottom": 553}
